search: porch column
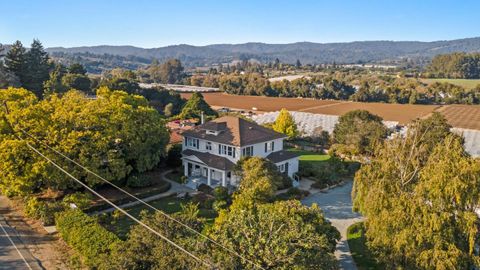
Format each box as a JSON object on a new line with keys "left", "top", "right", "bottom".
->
{"left": 207, "top": 168, "right": 211, "bottom": 186}
{"left": 184, "top": 161, "right": 189, "bottom": 176}
{"left": 221, "top": 171, "right": 226, "bottom": 187}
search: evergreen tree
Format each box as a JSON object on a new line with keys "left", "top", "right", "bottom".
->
{"left": 43, "top": 63, "right": 67, "bottom": 95}
{"left": 179, "top": 92, "right": 217, "bottom": 120}
{"left": 4, "top": 41, "right": 27, "bottom": 84}
{"left": 23, "top": 39, "right": 51, "bottom": 96}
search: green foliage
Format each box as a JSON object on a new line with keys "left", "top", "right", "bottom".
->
{"left": 272, "top": 108, "right": 298, "bottom": 139}
{"left": 62, "top": 192, "right": 93, "bottom": 210}
{"left": 103, "top": 210, "right": 208, "bottom": 270}
{"left": 126, "top": 174, "right": 153, "bottom": 188}
{"left": 0, "top": 87, "right": 169, "bottom": 195}
{"left": 347, "top": 222, "right": 383, "bottom": 270}
{"left": 55, "top": 210, "right": 120, "bottom": 268}
{"left": 211, "top": 200, "right": 340, "bottom": 269}
{"left": 333, "top": 110, "right": 388, "bottom": 156}
{"left": 352, "top": 113, "right": 480, "bottom": 269}
{"left": 179, "top": 92, "right": 217, "bottom": 120}
{"left": 61, "top": 73, "right": 91, "bottom": 93}
{"left": 166, "top": 143, "right": 183, "bottom": 167}
{"left": 141, "top": 58, "right": 185, "bottom": 84}
{"left": 24, "top": 197, "right": 63, "bottom": 225}
{"left": 427, "top": 52, "right": 480, "bottom": 79}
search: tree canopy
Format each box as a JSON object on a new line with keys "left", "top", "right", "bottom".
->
{"left": 179, "top": 92, "right": 217, "bottom": 120}
{"left": 0, "top": 87, "right": 169, "bottom": 196}
{"left": 332, "top": 110, "right": 388, "bottom": 156}
{"left": 352, "top": 113, "right": 480, "bottom": 269}
{"left": 272, "top": 108, "right": 298, "bottom": 139}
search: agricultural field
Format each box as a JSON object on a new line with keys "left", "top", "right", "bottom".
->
{"left": 183, "top": 92, "right": 439, "bottom": 124}
{"left": 437, "top": 105, "right": 480, "bottom": 130}
{"left": 420, "top": 78, "right": 480, "bottom": 90}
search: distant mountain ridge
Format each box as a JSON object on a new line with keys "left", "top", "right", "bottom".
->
{"left": 45, "top": 37, "right": 480, "bottom": 68}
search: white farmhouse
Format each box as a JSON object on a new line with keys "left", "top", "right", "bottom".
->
{"left": 181, "top": 116, "right": 299, "bottom": 189}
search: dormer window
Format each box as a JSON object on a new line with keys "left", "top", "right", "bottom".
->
{"left": 206, "top": 130, "right": 219, "bottom": 135}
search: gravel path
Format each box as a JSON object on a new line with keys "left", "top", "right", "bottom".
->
{"left": 302, "top": 181, "right": 363, "bottom": 270}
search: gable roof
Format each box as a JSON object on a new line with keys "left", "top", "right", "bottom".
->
{"left": 181, "top": 116, "right": 286, "bottom": 146}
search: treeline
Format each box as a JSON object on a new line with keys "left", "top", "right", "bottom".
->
{"left": 190, "top": 73, "right": 480, "bottom": 104}
{"left": 426, "top": 52, "right": 480, "bottom": 79}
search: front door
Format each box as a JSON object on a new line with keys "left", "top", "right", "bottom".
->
{"left": 187, "top": 162, "right": 193, "bottom": 176}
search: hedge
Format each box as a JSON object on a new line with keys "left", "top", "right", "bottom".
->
{"left": 55, "top": 210, "right": 120, "bottom": 267}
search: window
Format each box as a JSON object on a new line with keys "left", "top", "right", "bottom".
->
{"left": 278, "top": 163, "right": 285, "bottom": 172}
{"left": 206, "top": 142, "right": 212, "bottom": 151}
{"left": 265, "top": 141, "right": 274, "bottom": 152}
{"left": 242, "top": 146, "right": 253, "bottom": 157}
{"left": 219, "top": 144, "right": 235, "bottom": 157}
{"left": 186, "top": 137, "right": 199, "bottom": 149}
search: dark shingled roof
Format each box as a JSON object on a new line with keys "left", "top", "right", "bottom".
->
{"left": 266, "top": 150, "right": 300, "bottom": 163}
{"left": 181, "top": 116, "right": 286, "bottom": 146}
{"left": 182, "top": 149, "right": 236, "bottom": 171}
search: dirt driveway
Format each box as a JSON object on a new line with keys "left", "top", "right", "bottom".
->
{"left": 302, "top": 181, "right": 363, "bottom": 270}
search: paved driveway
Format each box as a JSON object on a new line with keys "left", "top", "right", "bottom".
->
{"left": 302, "top": 181, "right": 363, "bottom": 270}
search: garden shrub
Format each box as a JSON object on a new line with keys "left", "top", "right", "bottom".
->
{"left": 126, "top": 174, "right": 153, "bottom": 188}
{"left": 191, "top": 192, "right": 215, "bottom": 209}
{"left": 213, "top": 186, "right": 229, "bottom": 201}
{"left": 55, "top": 210, "right": 120, "bottom": 268}
{"left": 197, "top": 183, "right": 213, "bottom": 194}
{"left": 24, "top": 197, "right": 63, "bottom": 226}
{"left": 62, "top": 192, "right": 93, "bottom": 210}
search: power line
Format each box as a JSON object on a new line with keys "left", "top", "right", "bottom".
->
{"left": 0, "top": 219, "right": 34, "bottom": 270}
{"left": 18, "top": 127, "right": 265, "bottom": 270}
{"left": 18, "top": 139, "right": 215, "bottom": 269}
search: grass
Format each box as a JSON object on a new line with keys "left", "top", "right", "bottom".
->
{"left": 347, "top": 222, "right": 383, "bottom": 270}
{"left": 100, "top": 195, "right": 217, "bottom": 239}
{"left": 420, "top": 78, "right": 480, "bottom": 90}
{"left": 287, "top": 148, "right": 331, "bottom": 162}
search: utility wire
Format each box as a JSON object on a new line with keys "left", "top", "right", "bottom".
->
{"left": 0, "top": 110, "right": 215, "bottom": 269}
{"left": 18, "top": 127, "right": 265, "bottom": 270}
{"left": 23, "top": 141, "right": 215, "bottom": 269}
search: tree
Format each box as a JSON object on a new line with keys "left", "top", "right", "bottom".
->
{"left": 211, "top": 200, "right": 340, "bottom": 269}
{"left": 68, "top": 63, "right": 87, "bottom": 75}
{"left": 62, "top": 73, "right": 92, "bottom": 93}
{"left": 43, "top": 63, "right": 67, "bottom": 95}
{"left": 145, "top": 58, "right": 185, "bottom": 84}
{"left": 352, "top": 114, "right": 480, "bottom": 269}
{"left": 23, "top": 39, "right": 51, "bottom": 96}
{"left": 179, "top": 92, "right": 217, "bottom": 120}
{"left": 272, "top": 108, "right": 298, "bottom": 139}
{"left": 4, "top": 41, "right": 27, "bottom": 85}
{"left": 332, "top": 110, "right": 388, "bottom": 156}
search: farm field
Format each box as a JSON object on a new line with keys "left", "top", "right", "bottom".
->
{"left": 180, "top": 92, "right": 341, "bottom": 112}
{"left": 182, "top": 92, "right": 438, "bottom": 124}
{"left": 437, "top": 105, "right": 480, "bottom": 130}
{"left": 420, "top": 78, "right": 480, "bottom": 90}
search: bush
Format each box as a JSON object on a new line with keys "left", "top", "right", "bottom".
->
{"left": 277, "top": 187, "right": 310, "bottom": 201}
{"left": 24, "top": 197, "right": 64, "bottom": 226}
{"left": 55, "top": 210, "right": 120, "bottom": 268}
{"left": 197, "top": 183, "right": 213, "bottom": 194}
{"left": 212, "top": 200, "right": 228, "bottom": 212}
{"left": 62, "top": 192, "right": 93, "bottom": 210}
{"left": 191, "top": 193, "right": 215, "bottom": 209}
{"left": 213, "top": 186, "right": 229, "bottom": 201}
{"left": 166, "top": 144, "right": 183, "bottom": 167}
{"left": 126, "top": 174, "right": 153, "bottom": 188}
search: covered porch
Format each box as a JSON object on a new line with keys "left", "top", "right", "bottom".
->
{"left": 183, "top": 159, "right": 234, "bottom": 189}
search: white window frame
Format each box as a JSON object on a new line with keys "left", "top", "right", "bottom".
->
{"left": 242, "top": 146, "right": 253, "bottom": 157}
{"left": 206, "top": 141, "right": 212, "bottom": 151}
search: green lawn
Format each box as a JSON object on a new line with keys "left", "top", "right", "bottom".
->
{"left": 421, "top": 78, "right": 480, "bottom": 90}
{"left": 347, "top": 222, "right": 383, "bottom": 270}
{"left": 101, "top": 196, "right": 216, "bottom": 239}
{"left": 287, "top": 148, "right": 331, "bottom": 162}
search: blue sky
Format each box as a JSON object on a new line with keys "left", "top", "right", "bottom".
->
{"left": 1, "top": 0, "right": 478, "bottom": 48}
